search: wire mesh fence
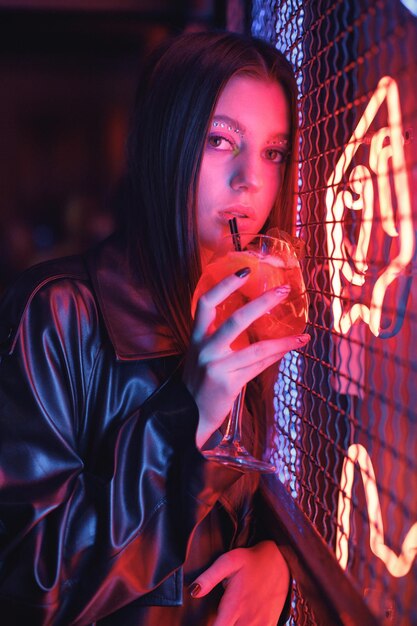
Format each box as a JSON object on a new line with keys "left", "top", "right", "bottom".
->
{"left": 252, "top": 1, "right": 417, "bottom": 624}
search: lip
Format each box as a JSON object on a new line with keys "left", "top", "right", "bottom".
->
{"left": 218, "top": 206, "right": 255, "bottom": 224}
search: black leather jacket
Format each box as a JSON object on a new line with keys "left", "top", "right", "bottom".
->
{"left": 0, "top": 236, "right": 259, "bottom": 625}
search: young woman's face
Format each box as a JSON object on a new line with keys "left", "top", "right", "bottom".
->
{"left": 197, "top": 74, "right": 290, "bottom": 266}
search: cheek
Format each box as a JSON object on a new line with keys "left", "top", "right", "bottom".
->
{"left": 269, "top": 167, "right": 283, "bottom": 194}
{"left": 197, "top": 159, "right": 217, "bottom": 208}
{"left": 197, "top": 159, "right": 229, "bottom": 223}
{"left": 196, "top": 176, "right": 209, "bottom": 221}
{"left": 261, "top": 169, "right": 282, "bottom": 210}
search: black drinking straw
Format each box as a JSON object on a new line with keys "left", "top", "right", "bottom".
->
{"left": 228, "top": 217, "right": 242, "bottom": 251}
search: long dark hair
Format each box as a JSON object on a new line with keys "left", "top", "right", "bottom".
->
{"left": 124, "top": 31, "right": 299, "bottom": 354}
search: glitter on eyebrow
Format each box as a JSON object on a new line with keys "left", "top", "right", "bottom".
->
{"left": 212, "top": 118, "right": 245, "bottom": 137}
{"left": 269, "top": 137, "right": 290, "bottom": 146}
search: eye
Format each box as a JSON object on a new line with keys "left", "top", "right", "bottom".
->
{"left": 264, "top": 147, "right": 289, "bottom": 163}
{"left": 207, "top": 134, "right": 236, "bottom": 151}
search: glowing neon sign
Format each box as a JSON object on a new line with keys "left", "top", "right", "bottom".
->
{"left": 327, "top": 76, "right": 417, "bottom": 578}
{"left": 325, "top": 76, "right": 414, "bottom": 337}
{"left": 336, "top": 444, "right": 417, "bottom": 578}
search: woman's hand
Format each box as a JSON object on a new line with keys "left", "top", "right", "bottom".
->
{"left": 189, "top": 540, "right": 290, "bottom": 626}
{"left": 183, "top": 268, "right": 309, "bottom": 447}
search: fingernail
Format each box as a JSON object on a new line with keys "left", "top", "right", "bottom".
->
{"left": 275, "top": 284, "right": 291, "bottom": 295}
{"left": 297, "top": 333, "right": 310, "bottom": 344}
{"left": 235, "top": 267, "right": 251, "bottom": 278}
{"left": 189, "top": 582, "right": 201, "bottom": 598}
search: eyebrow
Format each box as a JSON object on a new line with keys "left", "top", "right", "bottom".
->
{"left": 268, "top": 133, "right": 291, "bottom": 146}
{"left": 212, "top": 115, "right": 290, "bottom": 145}
{"left": 211, "top": 115, "right": 246, "bottom": 135}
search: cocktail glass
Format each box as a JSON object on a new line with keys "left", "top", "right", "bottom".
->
{"left": 192, "top": 232, "right": 308, "bottom": 473}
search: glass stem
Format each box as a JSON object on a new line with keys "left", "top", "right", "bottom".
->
{"left": 223, "top": 385, "right": 247, "bottom": 443}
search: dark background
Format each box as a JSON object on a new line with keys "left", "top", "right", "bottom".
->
{"left": 0, "top": 0, "right": 234, "bottom": 294}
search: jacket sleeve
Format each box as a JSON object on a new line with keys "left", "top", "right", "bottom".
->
{"left": 0, "top": 278, "right": 240, "bottom": 625}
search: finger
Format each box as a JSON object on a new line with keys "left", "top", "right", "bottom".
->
{"left": 196, "top": 334, "right": 309, "bottom": 396}
{"left": 189, "top": 550, "right": 242, "bottom": 598}
{"left": 207, "top": 334, "right": 310, "bottom": 383}
{"left": 208, "top": 334, "right": 309, "bottom": 390}
{"left": 216, "top": 350, "right": 286, "bottom": 391}
{"left": 192, "top": 268, "right": 251, "bottom": 340}
{"left": 207, "top": 285, "right": 291, "bottom": 351}
{"left": 224, "top": 333, "right": 310, "bottom": 372}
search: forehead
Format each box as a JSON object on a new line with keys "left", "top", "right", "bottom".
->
{"left": 213, "top": 74, "right": 290, "bottom": 135}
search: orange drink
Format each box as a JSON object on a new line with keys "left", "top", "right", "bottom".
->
{"left": 192, "top": 235, "right": 308, "bottom": 348}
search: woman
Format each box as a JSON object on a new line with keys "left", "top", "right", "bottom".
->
{"left": 0, "top": 32, "right": 309, "bottom": 625}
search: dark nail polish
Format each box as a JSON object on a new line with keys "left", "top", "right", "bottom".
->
{"left": 189, "top": 582, "right": 201, "bottom": 598}
{"left": 235, "top": 267, "right": 251, "bottom": 278}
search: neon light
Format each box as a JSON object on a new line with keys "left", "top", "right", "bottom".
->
{"left": 336, "top": 444, "right": 417, "bottom": 578}
{"left": 326, "top": 76, "right": 414, "bottom": 337}
{"left": 401, "top": 0, "right": 417, "bottom": 17}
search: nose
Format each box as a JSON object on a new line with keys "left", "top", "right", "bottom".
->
{"left": 230, "top": 151, "right": 262, "bottom": 192}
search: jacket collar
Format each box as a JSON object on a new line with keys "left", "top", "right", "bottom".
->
{"left": 85, "top": 234, "right": 181, "bottom": 361}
